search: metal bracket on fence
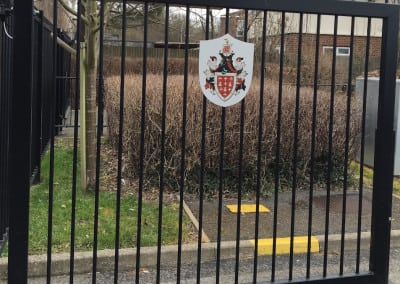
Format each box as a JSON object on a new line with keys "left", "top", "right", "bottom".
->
{"left": 0, "top": 0, "right": 13, "bottom": 22}
{"left": 0, "top": 0, "right": 13, "bottom": 40}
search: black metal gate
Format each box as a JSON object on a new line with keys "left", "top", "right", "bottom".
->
{"left": 5, "top": 0, "right": 400, "bottom": 283}
{"left": 1, "top": 4, "right": 71, "bottom": 257}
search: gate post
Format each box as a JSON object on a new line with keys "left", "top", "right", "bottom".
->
{"left": 8, "top": 0, "right": 33, "bottom": 282}
{"left": 370, "top": 8, "right": 399, "bottom": 284}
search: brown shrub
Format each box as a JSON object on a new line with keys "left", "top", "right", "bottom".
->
{"left": 105, "top": 74, "right": 361, "bottom": 193}
{"left": 104, "top": 56, "right": 352, "bottom": 86}
{"left": 103, "top": 57, "right": 199, "bottom": 77}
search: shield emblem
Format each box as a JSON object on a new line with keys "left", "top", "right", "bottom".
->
{"left": 215, "top": 72, "right": 237, "bottom": 101}
{"left": 199, "top": 34, "right": 254, "bottom": 107}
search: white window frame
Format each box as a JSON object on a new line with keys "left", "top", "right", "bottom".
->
{"left": 275, "top": 45, "right": 281, "bottom": 54}
{"left": 323, "top": 46, "right": 351, "bottom": 57}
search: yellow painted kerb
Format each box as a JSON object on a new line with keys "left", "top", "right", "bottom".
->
{"left": 226, "top": 204, "right": 270, "bottom": 213}
{"left": 250, "top": 236, "right": 319, "bottom": 255}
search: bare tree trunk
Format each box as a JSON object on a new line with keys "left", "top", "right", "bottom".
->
{"left": 85, "top": 0, "right": 99, "bottom": 190}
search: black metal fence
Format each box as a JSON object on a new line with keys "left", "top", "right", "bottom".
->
{"left": 6, "top": 0, "right": 400, "bottom": 283}
{"left": 0, "top": 14, "right": 12, "bottom": 253}
{"left": 0, "top": 11, "right": 71, "bottom": 253}
{"left": 31, "top": 12, "right": 72, "bottom": 184}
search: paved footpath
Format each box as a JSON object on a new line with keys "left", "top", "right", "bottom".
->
{"left": 26, "top": 248, "right": 400, "bottom": 283}
{"left": 184, "top": 189, "right": 400, "bottom": 242}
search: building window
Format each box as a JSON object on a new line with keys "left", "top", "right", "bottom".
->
{"left": 337, "top": 47, "right": 350, "bottom": 56}
{"left": 236, "top": 19, "right": 244, "bottom": 37}
{"left": 323, "top": 46, "right": 350, "bottom": 57}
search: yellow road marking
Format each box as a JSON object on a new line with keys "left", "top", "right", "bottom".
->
{"left": 250, "top": 236, "right": 319, "bottom": 255}
{"left": 226, "top": 204, "right": 270, "bottom": 213}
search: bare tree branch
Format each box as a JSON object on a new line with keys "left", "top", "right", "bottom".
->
{"left": 103, "top": 2, "right": 116, "bottom": 26}
{"left": 246, "top": 11, "right": 262, "bottom": 33}
{"left": 93, "top": 3, "right": 164, "bottom": 34}
{"left": 107, "top": 5, "right": 165, "bottom": 28}
{"left": 58, "top": 0, "right": 89, "bottom": 25}
{"left": 92, "top": 1, "right": 118, "bottom": 34}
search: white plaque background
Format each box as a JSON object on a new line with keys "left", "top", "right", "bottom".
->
{"left": 199, "top": 34, "right": 254, "bottom": 108}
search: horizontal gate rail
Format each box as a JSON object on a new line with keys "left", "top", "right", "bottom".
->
{"left": 154, "top": 0, "right": 398, "bottom": 18}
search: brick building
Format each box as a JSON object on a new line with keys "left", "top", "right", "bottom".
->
{"left": 220, "top": 10, "right": 382, "bottom": 62}
{"left": 283, "top": 33, "right": 381, "bottom": 59}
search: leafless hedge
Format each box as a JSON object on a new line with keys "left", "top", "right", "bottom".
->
{"left": 104, "top": 57, "right": 199, "bottom": 77}
{"left": 103, "top": 56, "right": 354, "bottom": 85}
{"left": 105, "top": 74, "right": 361, "bottom": 193}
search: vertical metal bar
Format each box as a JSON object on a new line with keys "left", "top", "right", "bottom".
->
{"left": 55, "top": 34, "right": 61, "bottom": 136}
{"left": 252, "top": 9, "right": 267, "bottom": 284}
{"left": 8, "top": 0, "right": 33, "bottom": 282}
{"left": 216, "top": 91, "right": 226, "bottom": 283}
{"left": 92, "top": 1, "right": 104, "bottom": 272}
{"left": 7, "top": 14, "right": 12, "bottom": 235}
{"left": 340, "top": 16, "right": 355, "bottom": 276}
{"left": 289, "top": 12, "right": 303, "bottom": 281}
{"left": 31, "top": 15, "right": 42, "bottom": 185}
{"left": 216, "top": 8, "right": 229, "bottom": 284}
{"left": 271, "top": 11, "right": 285, "bottom": 282}
{"left": 323, "top": 14, "right": 338, "bottom": 278}
{"left": 30, "top": 19, "right": 37, "bottom": 182}
{"left": 36, "top": 12, "right": 44, "bottom": 185}
{"left": 0, "top": 18, "right": 4, "bottom": 241}
{"left": 357, "top": 17, "right": 371, "bottom": 274}
{"left": 47, "top": 0, "right": 59, "bottom": 281}
{"left": 156, "top": 3, "right": 169, "bottom": 283}
{"left": 177, "top": 5, "right": 190, "bottom": 283}
{"left": 306, "top": 13, "right": 321, "bottom": 279}
{"left": 234, "top": 9, "right": 248, "bottom": 284}
{"left": 6, "top": 15, "right": 12, "bottom": 236}
{"left": 196, "top": 7, "right": 210, "bottom": 284}
{"left": 0, "top": 17, "right": 5, "bottom": 243}
{"left": 91, "top": 0, "right": 106, "bottom": 281}
{"left": 113, "top": 0, "right": 126, "bottom": 283}
{"left": 114, "top": 0, "right": 126, "bottom": 282}
{"left": 135, "top": 2, "right": 149, "bottom": 283}
{"left": 0, "top": 17, "right": 2, "bottom": 232}
{"left": 70, "top": 0, "right": 82, "bottom": 282}
{"left": 370, "top": 10, "right": 398, "bottom": 284}
{"left": 41, "top": 31, "right": 49, "bottom": 156}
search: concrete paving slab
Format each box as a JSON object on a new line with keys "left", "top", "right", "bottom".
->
{"left": 184, "top": 189, "right": 400, "bottom": 242}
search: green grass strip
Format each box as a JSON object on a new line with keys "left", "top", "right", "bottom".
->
{"left": 27, "top": 138, "right": 191, "bottom": 255}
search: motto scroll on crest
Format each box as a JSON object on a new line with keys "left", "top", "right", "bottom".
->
{"left": 199, "top": 34, "right": 254, "bottom": 107}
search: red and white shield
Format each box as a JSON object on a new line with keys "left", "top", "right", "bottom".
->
{"left": 215, "top": 72, "right": 237, "bottom": 101}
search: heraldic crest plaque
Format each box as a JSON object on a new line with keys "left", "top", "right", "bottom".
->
{"left": 199, "top": 34, "right": 254, "bottom": 107}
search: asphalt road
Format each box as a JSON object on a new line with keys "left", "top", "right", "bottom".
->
{"left": 27, "top": 248, "right": 400, "bottom": 283}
